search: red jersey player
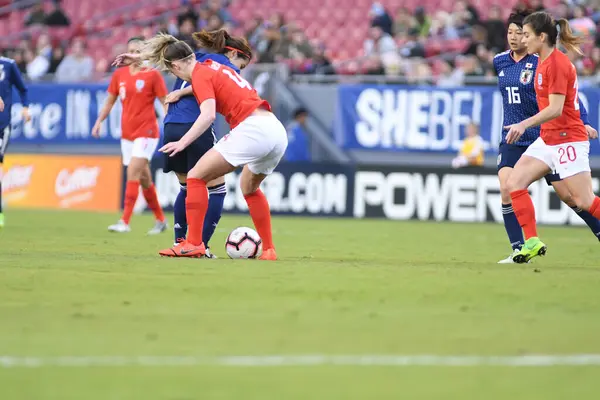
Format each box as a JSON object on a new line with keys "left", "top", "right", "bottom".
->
{"left": 504, "top": 11, "right": 600, "bottom": 263}
{"left": 93, "top": 37, "right": 169, "bottom": 235}
{"left": 135, "top": 33, "right": 287, "bottom": 260}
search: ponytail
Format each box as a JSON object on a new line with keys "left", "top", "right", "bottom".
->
{"left": 556, "top": 18, "right": 583, "bottom": 55}
{"left": 139, "top": 33, "right": 194, "bottom": 70}
{"left": 193, "top": 29, "right": 253, "bottom": 60}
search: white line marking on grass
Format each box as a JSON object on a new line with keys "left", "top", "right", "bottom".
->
{"left": 2, "top": 355, "right": 600, "bottom": 368}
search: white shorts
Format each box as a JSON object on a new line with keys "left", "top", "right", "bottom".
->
{"left": 524, "top": 137, "right": 590, "bottom": 179}
{"left": 121, "top": 137, "right": 159, "bottom": 166}
{"left": 214, "top": 114, "right": 288, "bottom": 175}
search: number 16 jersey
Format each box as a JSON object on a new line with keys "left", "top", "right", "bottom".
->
{"left": 191, "top": 60, "right": 271, "bottom": 129}
{"left": 494, "top": 51, "right": 541, "bottom": 147}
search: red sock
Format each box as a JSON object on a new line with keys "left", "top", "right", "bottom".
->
{"left": 245, "top": 189, "right": 274, "bottom": 250}
{"left": 589, "top": 197, "right": 600, "bottom": 219}
{"left": 510, "top": 189, "right": 537, "bottom": 239}
{"left": 142, "top": 184, "right": 165, "bottom": 222}
{"left": 186, "top": 178, "right": 208, "bottom": 246}
{"left": 122, "top": 180, "right": 140, "bottom": 225}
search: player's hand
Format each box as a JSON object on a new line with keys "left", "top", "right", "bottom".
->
{"left": 91, "top": 121, "right": 101, "bottom": 138}
{"left": 504, "top": 122, "right": 526, "bottom": 144}
{"left": 159, "top": 140, "right": 186, "bottom": 157}
{"left": 21, "top": 107, "right": 31, "bottom": 123}
{"left": 165, "top": 90, "right": 183, "bottom": 104}
{"left": 0, "top": 96, "right": 4, "bottom": 112}
{"left": 112, "top": 53, "right": 141, "bottom": 67}
{"left": 585, "top": 124, "right": 598, "bottom": 140}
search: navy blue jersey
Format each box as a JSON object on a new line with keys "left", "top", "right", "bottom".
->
{"left": 0, "top": 57, "right": 29, "bottom": 128}
{"left": 494, "top": 51, "right": 589, "bottom": 147}
{"left": 164, "top": 52, "right": 240, "bottom": 124}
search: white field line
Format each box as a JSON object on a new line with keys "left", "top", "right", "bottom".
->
{"left": 2, "top": 354, "right": 600, "bottom": 368}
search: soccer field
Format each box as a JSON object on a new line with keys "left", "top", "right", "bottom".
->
{"left": 1, "top": 210, "right": 600, "bottom": 399}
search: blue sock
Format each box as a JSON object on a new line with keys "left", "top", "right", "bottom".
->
{"left": 502, "top": 203, "right": 524, "bottom": 250}
{"left": 202, "top": 183, "right": 226, "bottom": 247}
{"left": 174, "top": 184, "right": 187, "bottom": 243}
{"left": 571, "top": 206, "right": 600, "bottom": 241}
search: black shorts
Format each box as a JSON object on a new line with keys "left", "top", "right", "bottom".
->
{"left": 163, "top": 122, "right": 216, "bottom": 174}
{"left": 497, "top": 142, "right": 560, "bottom": 186}
{"left": 0, "top": 125, "right": 10, "bottom": 164}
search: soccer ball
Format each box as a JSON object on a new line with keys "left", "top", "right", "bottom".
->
{"left": 226, "top": 227, "right": 263, "bottom": 259}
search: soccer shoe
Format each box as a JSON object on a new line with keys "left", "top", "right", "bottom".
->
{"left": 513, "top": 237, "right": 547, "bottom": 264}
{"left": 204, "top": 247, "right": 217, "bottom": 259}
{"left": 259, "top": 248, "right": 277, "bottom": 261}
{"left": 147, "top": 220, "right": 168, "bottom": 235}
{"left": 159, "top": 240, "right": 205, "bottom": 258}
{"left": 498, "top": 249, "right": 521, "bottom": 264}
{"left": 108, "top": 220, "right": 131, "bottom": 233}
{"left": 0, "top": 213, "right": 4, "bottom": 228}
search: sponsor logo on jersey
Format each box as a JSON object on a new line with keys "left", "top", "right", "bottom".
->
{"left": 520, "top": 69, "right": 533, "bottom": 84}
{"left": 526, "top": 63, "right": 533, "bottom": 69}
{"left": 499, "top": 70, "right": 505, "bottom": 77}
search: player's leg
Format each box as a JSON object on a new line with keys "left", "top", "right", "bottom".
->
{"left": 242, "top": 115, "right": 288, "bottom": 261}
{"left": 0, "top": 125, "right": 10, "bottom": 228}
{"left": 551, "top": 179, "right": 600, "bottom": 241}
{"left": 203, "top": 176, "right": 226, "bottom": 252}
{"left": 497, "top": 144, "right": 526, "bottom": 263}
{"left": 159, "top": 149, "right": 235, "bottom": 257}
{"left": 506, "top": 139, "right": 553, "bottom": 263}
{"left": 173, "top": 173, "right": 188, "bottom": 243}
{"left": 134, "top": 138, "right": 167, "bottom": 235}
{"left": 109, "top": 140, "right": 136, "bottom": 232}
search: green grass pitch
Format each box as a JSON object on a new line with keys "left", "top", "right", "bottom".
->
{"left": 1, "top": 209, "right": 600, "bottom": 399}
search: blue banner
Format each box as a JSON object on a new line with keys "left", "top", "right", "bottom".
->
{"left": 335, "top": 84, "right": 600, "bottom": 155}
{"left": 9, "top": 83, "right": 164, "bottom": 145}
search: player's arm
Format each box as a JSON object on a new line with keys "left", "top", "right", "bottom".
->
{"left": 92, "top": 93, "right": 118, "bottom": 138}
{"left": 0, "top": 96, "right": 4, "bottom": 112}
{"left": 160, "top": 99, "right": 216, "bottom": 156}
{"left": 10, "top": 62, "right": 31, "bottom": 122}
{"left": 165, "top": 86, "right": 194, "bottom": 104}
{"left": 576, "top": 98, "right": 598, "bottom": 138}
{"left": 522, "top": 94, "right": 565, "bottom": 129}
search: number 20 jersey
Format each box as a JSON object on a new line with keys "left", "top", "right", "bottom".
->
{"left": 493, "top": 51, "right": 541, "bottom": 147}
{"left": 191, "top": 60, "right": 271, "bottom": 129}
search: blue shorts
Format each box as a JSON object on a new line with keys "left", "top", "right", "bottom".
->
{"left": 0, "top": 125, "right": 10, "bottom": 164}
{"left": 163, "top": 122, "right": 216, "bottom": 174}
{"left": 497, "top": 143, "right": 559, "bottom": 185}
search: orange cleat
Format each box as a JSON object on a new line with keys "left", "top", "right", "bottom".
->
{"left": 259, "top": 248, "right": 277, "bottom": 261}
{"left": 159, "top": 240, "right": 206, "bottom": 258}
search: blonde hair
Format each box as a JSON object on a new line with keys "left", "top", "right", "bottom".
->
{"left": 139, "top": 33, "right": 194, "bottom": 70}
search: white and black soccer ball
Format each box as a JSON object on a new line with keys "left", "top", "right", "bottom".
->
{"left": 225, "top": 227, "right": 263, "bottom": 259}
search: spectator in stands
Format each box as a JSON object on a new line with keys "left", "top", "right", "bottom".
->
{"left": 485, "top": 6, "right": 506, "bottom": 52}
{"left": 206, "top": 13, "right": 225, "bottom": 31}
{"left": 256, "top": 20, "right": 283, "bottom": 63}
{"left": 413, "top": 7, "right": 431, "bottom": 38}
{"left": 437, "top": 59, "right": 465, "bottom": 87}
{"left": 364, "top": 25, "right": 397, "bottom": 58}
{"left": 36, "top": 33, "right": 53, "bottom": 59}
{"left": 430, "top": 11, "right": 460, "bottom": 40}
{"left": 207, "top": 0, "right": 234, "bottom": 24}
{"left": 45, "top": 0, "right": 70, "bottom": 27}
{"left": 177, "top": 3, "right": 198, "bottom": 28}
{"left": 13, "top": 50, "right": 27, "bottom": 74}
{"left": 464, "top": 24, "right": 487, "bottom": 55}
{"left": 394, "top": 8, "right": 415, "bottom": 39}
{"left": 570, "top": 5, "right": 597, "bottom": 37}
{"left": 285, "top": 108, "right": 311, "bottom": 162}
{"left": 246, "top": 16, "right": 264, "bottom": 48}
{"left": 55, "top": 38, "right": 93, "bottom": 82}
{"left": 278, "top": 25, "right": 314, "bottom": 65}
{"left": 47, "top": 46, "right": 65, "bottom": 74}
{"left": 369, "top": 2, "right": 393, "bottom": 36}
{"left": 308, "top": 40, "right": 333, "bottom": 75}
{"left": 451, "top": 122, "right": 484, "bottom": 168}
{"left": 399, "top": 29, "right": 426, "bottom": 58}
{"left": 25, "top": 46, "right": 49, "bottom": 81}
{"left": 454, "top": 1, "right": 479, "bottom": 27}
{"left": 197, "top": 6, "right": 211, "bottom": 30}
{"left": 177, "top": 17, "right": 197, "bottom": 49}
{"left": 24, "top": 1, "right": 46, "bottom": 26}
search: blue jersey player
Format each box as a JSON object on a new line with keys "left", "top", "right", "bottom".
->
{"left": 162, "top": 32, "right": 250, "bottom": 257}
{"left": 494, "top": 11, "right": 600, "bottom": 263}
{"left": 0, "top": 56, "right": 30, "bottom": 228}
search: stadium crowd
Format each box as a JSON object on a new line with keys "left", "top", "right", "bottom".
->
{"left": 1, "top": 0, "right": 600, "bottom": 84}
